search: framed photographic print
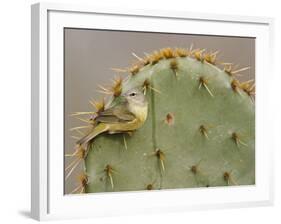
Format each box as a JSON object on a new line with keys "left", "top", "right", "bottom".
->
{"left": 31, "top": 2, "right": 274, "bottom": 221}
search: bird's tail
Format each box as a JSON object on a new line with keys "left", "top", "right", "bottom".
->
{"left": 76, "top": 123, "right": 108, "bottom": 145}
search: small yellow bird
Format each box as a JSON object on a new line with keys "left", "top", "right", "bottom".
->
{"left": 77, "top": 88, "right": 148, "bottom": 145}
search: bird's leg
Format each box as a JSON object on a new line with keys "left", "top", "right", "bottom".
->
{"left": 123, "top": 134, "right": 128, "bottom": 150}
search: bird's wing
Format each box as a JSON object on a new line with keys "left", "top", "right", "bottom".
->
{"left": 95, "top": 102, "right": 136, "bottom": 123}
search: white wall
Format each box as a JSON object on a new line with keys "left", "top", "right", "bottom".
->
{"left": 0, "top": 0, "right": 279, "bottom": 223}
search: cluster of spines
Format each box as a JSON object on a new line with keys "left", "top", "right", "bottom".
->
{"left": 98, "top": 76, "right": 123, "bottom": 97}
{"left": 70, "top": 173, "right": 89, "bottom": 194}
{"left": 66, "top": 47, "right": 254, "bottom": 193}
{"left": 65, "top": 145, "right": 86, "bottom": 181}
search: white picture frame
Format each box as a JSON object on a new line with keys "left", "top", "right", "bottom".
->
{"left": 31, "top": 2, "right": 274, "bottom": 221}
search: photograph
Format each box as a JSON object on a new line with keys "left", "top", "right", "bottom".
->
{"left": 64, "top": 29, "right": 255, "bottom": 194}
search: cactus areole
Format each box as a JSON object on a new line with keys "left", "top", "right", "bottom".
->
{"left": 68, "top": 48, "right": 255, "bottom": 193}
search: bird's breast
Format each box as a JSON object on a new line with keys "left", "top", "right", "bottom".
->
{"left": 108, "top": 103, "right": 148, "bottom": 132}
{"left": 130, "top": 104, "right": 148, "bottom": 123}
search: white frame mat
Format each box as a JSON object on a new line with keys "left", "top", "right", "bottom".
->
{"left": 31, "top": 2, "right": 274, "bottom": 221}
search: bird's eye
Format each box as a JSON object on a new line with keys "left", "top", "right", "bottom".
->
{"left": 129, "top": 92, "right": 136, "bottom": 97}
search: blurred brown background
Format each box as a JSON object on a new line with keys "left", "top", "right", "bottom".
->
{"left": 64, "top": 28, "right": 255, "bottom": 194}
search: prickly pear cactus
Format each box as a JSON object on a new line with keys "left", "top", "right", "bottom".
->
{"left": 68, "top": 48, "right": 255, "bottom": 193}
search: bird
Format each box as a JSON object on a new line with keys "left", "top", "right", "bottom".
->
{"left": 76, "top": 87, "right": 148, "bottom": 145}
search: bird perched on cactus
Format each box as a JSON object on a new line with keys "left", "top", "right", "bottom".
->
{"left": 76, "top": 88, "right": 148, "bottom": 145}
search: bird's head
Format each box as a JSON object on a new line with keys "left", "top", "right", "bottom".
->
{"left": 122, "top": 87, "right": 147, "bottom": 106}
